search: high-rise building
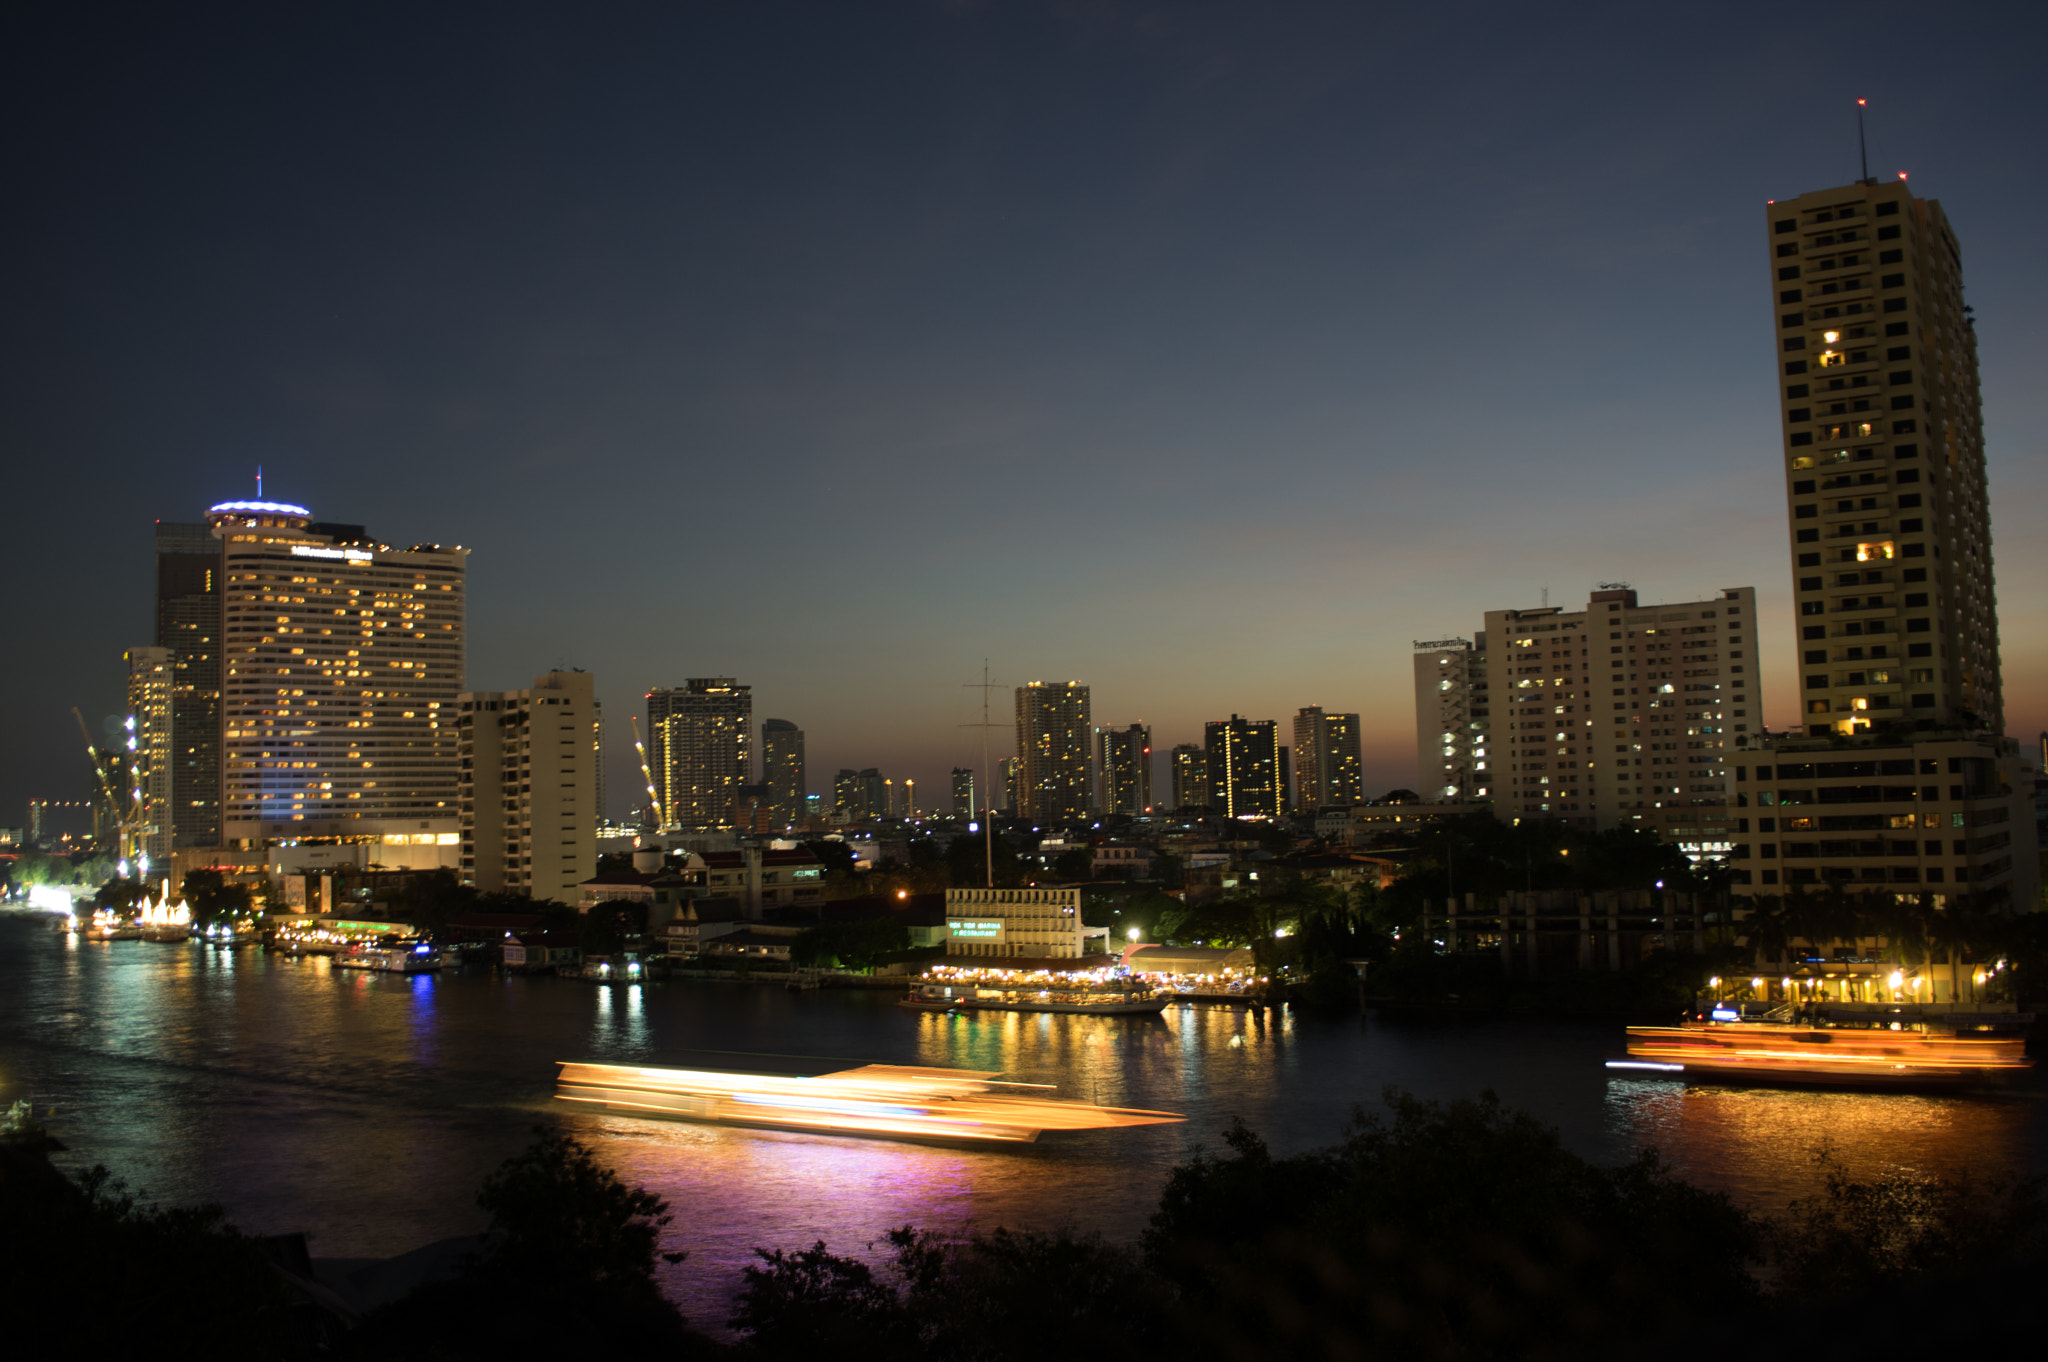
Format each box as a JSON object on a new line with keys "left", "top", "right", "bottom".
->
{"left": 1292, "top": 707, "right": 1363, "bottom": 811}
{"left": 592, "top": 698, "right": 606, "bottom": 828}
{"left": 1169, "top": 744, "right": 1208, "bottom": 811}
{"left": 1205, "top": 716, "right": 1280, "bottom": 820}
{"left": 1413, "top": 637, "right": 1490, "bottom": 803}
{"left": 1732, "top": 175, "right": 2035, "bottom": 910}
{"left": 1097, "top": 723, "right": 1152, "bottom": 816}
{"left": 1014, "top": 682, "right": 1092, "bottom": 823}
{"left": 647, "top": 678, "right": 752, "bottom": 830}
{"left": 458, "top": 670, "right": 597, "bottom": 902}
{"left": 951, "top": 767, "right": 976, "bottom": 817}
{"left": 762, "top": 719, "right": 804, "bottom": 824}
{"left": 211, "top": 500, "right": 468, "bottom": 844}
{"left": 1485, "top": 587, "right": 1756, "bottom": 848}
{"left": 834, "top": 768, "right": 861, "bottom": 816}
{"left": 999, "top": 756, "right": 1021, "bottom": 814}
{"left": 124, "top": 647, "right": 174, "bottom": 864}
{"left": 155, "top": 520, "right": 223, "bottom": 847}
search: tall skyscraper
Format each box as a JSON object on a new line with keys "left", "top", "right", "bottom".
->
{"left": 1292, "top": 706, "right": 1363, "bottom": 810}
{"left": 210, "top": 500, "right": 468, "bottom": 844}
{"left": 1097, "top": 723, "right": 1152, "bottom": 816}
{"left": 1014, "top": 681, "right": 1092, "bottom": 823}
{"left": 458, "top": 670, "right": 597, "bottom": 902}
{"left": 155, "top": 520, "right": 223, "bottom": 847}
{"left": 1169, "top": 744, "right": 1208, "bottom": 811}
{"left": 647, "top": 678, "right": 752, "bottom": 830}
{"left": 950, "top": 767, "right": 976, "bottom": 817}
{"left": 1413, "top": 637, "right": 1490, "bottom": 802}
{"left": 1205, "top": 716, "right": 1280, "bottom": 820}
{"left": 762, "top": 719, "right": 805, "bottom": 823}
{"left": 124, "top": 647, "right": 174, "bottom": 864}
{"left": 1733, "top": 175, "right": 2035, "bottom": 910}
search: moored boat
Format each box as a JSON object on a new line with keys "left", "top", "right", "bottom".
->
{"left": 898, "top": 980, "right": 1168, "bottom": 1015}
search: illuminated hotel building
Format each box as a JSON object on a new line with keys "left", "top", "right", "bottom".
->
{"left": 1014, "top": 682, "right": 1092, "bottom": 823}
{"left": 458, "top": 670, "right": 596, "bottom": 902}
{"left": 1732, "top": 175, "right": 2035, "bottom": 909}
{"left": 647, "top": 678, "right": 752, "bottom": 829}
{"left": 1292, "top": 707, "right": 1362, "bottom": 810}
{"left": 211, "top": 500, "right": 468, "bottom": 845}
{"left": 1096, "top": 723, "right": 1152, "bottom": 816}
{"left": 1204, "top": 716, "right": 1280, "bottom": 820}
{"left": 124, "top": 646, "right": 175, "bottom": 863}
{"left": 1412, "top": 638, "right": 1489, "bottom": 803}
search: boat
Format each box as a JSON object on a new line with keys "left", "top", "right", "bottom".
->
{"left": 554, "top": 1058, "right": 1183, "bottom": 1144}
{"left": 334, "top": 943, "right": 442, "bottom": 974}
{"left": 898, "top": 980, "right": 1169, "bottom": 1015}
{"left": 1610, "top": 1019, "right": 2032, "bottom": 1086}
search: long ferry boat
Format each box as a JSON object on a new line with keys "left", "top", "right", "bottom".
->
{"left": 555, "top": 1058, "right": 1183, "bottom": 1144}
{"left": 898, "top": 980, "right": 1168, "bottom": 1016}
{"left": 1611, "top": 1019, "right": 2031, "bottom": 1086}
{"left": 334, "top": 943, "right": 442, "bottom": 974}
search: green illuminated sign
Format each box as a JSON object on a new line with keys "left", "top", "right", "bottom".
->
{"left": 947, "top": 919, "right": 1003, "bottom": 939}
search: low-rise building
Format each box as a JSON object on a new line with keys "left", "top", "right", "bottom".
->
{"left": 943, "top": 886, "right": 1101, "bottom": 958}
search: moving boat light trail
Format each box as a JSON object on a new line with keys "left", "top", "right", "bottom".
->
{"left": 555, "top": 1061, "right": 1186, "bottom": 1144}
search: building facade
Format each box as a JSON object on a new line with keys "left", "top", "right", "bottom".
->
{"left": 647, "top": 678, "right": 751, "bottom": 830}
{"left": 125, "top": 646, "right": 175, "bottom": 864}
{"left": 1097, "top": 723, "right": 1152, "bottom": 816}
{"left": 155, "top": 520, "right": 224, "bottom": 847}
{"left": 211, "top": 500, "right": 468, "bottom": 845}
{"left": 1487, "top": 586, "right": 1757, "bottom": 849}
{"left": 1412, "top": 638, "right": 1490, "bottom": 804}
{"left": 1292, "top": 706, "right": 1363, "bottom": 810}
{"left": 457, "top": 670, "right": 597, "bottom": 903}
{"left": 1205, "top": 716, "right": 1280, "bottom": 820}
{"left": 943, "top": 886, "right": 1089, "bottom": 958}
{"left": 761, "top": 719, "right": 804, "bottom": 824}
{"left": 1169, "top": 744, "right": 1208, "bottom": 811}
{"left": 1735, "top": 176, "right": 2035, "bottom": 909}
{"left": 950, "top": 767, "right": 976, "bottom": 817}
{"left": 1015, "top": 681, "right": 1092, "bottom": 823}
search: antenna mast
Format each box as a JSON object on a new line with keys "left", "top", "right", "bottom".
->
{"left": 1856, "top": 97, "right": 1869, "bottom": 183}
{"left": 961, "top": 662, "right": 1008, "bottom": 887}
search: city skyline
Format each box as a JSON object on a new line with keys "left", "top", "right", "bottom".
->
{"left": 5, "top": 6, "right": 2046, "bottom": 822}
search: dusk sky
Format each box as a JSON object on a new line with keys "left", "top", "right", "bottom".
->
{"left": 4, "top": 1, "right": 2044, "bottom": 822}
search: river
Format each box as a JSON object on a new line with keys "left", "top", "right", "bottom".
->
{"left": 4, "top": 914, "right": 2043, "bottom": 1327}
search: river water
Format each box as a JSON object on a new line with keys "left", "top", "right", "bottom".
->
{"left": 4, "top": 915, "right": 2043, "bottom": 1326}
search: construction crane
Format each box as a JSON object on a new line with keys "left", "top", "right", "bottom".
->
{"left": 630, "top": 715, "right": 666, "bottom": 831}
{"left": 72, "top": 707, "right": 143, "bottom": 867}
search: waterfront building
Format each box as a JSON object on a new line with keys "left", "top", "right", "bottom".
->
{"left": 457, "top": 670, "right": 597, "bottom": 903}
{"left": 761, "top": 719, "right": 804, "bottom": 823}
{"left": 210, "top": 500, "right": 468, "bottom": 845}
{"left": 647, "top": 678, "right": 751, "bottom": 830}
{"left": 1015, "top": 682, "right": 1092, "bottom": 823}
{"left": 1169, "top": 744, "right": 1208, "bottom": 811}
{"left": 1412, "top": 637, "right": 1490, "bottom": 804}
{"left": 1487, "top": 587, "right": 1757, "bottom": 850}
{"left": 1205, "top": 716, "right": 1280, "bottom": 820}
{"left": 951, "top": 767, "right": 976, "bottom": 817}
{"left": 1097, "top": 723, "right": 1153, "bottom": 816}
{"left": 155, "top": 519, "right": 224, "bottom": 847}
{"left": 944, "top": 886, "right": 1099, "bottom": 958}
{"left": 1735, "top": 174, "right": 2035, "bottom": 909}
{"left": 125, "top": 646, "right": 175, "bottom": 864}
{"left": 1292, "top": 707, "right": 1362, "bottom": 810}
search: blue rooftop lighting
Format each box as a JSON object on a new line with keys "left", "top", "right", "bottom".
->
{"left": 209, "top": 499, "right": 311, "bottom": 517}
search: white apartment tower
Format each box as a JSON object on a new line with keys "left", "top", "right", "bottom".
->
{"left": 1412, "top": 637, "right": 1490, "bottom": 802}
{"left": 458, "top": 670, "right": 597, "bottom": 902}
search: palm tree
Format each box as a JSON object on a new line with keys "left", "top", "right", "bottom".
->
{"left": 1738, "top": 895, "right": 1791, "bottom": 980}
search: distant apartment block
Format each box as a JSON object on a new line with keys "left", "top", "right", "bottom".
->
{"left": 125, "top": 646, "right": 174, "bottom": 864}
{"left": 1169, "top": 744, "right": 1208, "bottom": 811}
{"left": 647, "top": 678, "right": 751, "bottom": 830}
{"left": 1413, "top": 637, "right": 1490, "bottom": 803}
{"left": 1097, "top": 723, "right": 1152, "bottom": 816}
{"left": 1292, "top": 706, "right": 1362, "bottom": 810}
{"left": 762, "top": 719, "right": 804, "bottom": 824}
{"left": 1015, "top": 682, "right": 1092, "bottom": 822}
{"left": 1205, "top": 716, "right": 1280, "bottom": 820}
{"left": 951, "top": 767, "right": 976, "bottom": 817}
{"left": 458, "top": 670, "right": 597, "bottom": 903}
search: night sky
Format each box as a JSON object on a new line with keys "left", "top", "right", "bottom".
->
{"left": 4, "top": 1, "right": 2044, "bottom": 823}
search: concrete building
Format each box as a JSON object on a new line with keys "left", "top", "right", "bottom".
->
{"left": 999, "top": 757, "right": 1021, "bottom": 813}
{"left": 943, "top": 886, "right": 1094, "bottom": 958}
{"left": 154, "top": 520, "right": 224, "bottom": 848}
{"left": 1015, "top": 681, "right": 1092, "bottom": 823}
{"left": 591, "top": 698, "right": 605, "bottom": 828}
{"left": 1097, "top": 723, "right": 1153, "bottom": 816}
{"left": 1169, "top": 744, "right": 1208, "bottom": 811}
{"left": 1734, "top": 175, "right": 2036, "bottom": 910}
{"left": 124, "top": 646, "right": 175, "bottom": 864}
{"left": 210, "top": 500, "right": 468, "bottom": 845}
{"left": 1413, "top": 637, "right": 1491, "bottom": 804}
{"left": 647, "top": 678, "right": 751, "bottom": 830}
{"left": 1487, "top": 586, "right": 1757, "bottom": 851}
{"left": 950, "top": 767, "right": 976, "bottom": 817}
{"left": 1293, "top": 706, "right": 1363, "bottom": 810}
{"left": 761, "top": 719, "right": 804, "bottom": 824}
{"left": 457, "top": 670, "right": 597, "bottom": 903}
{"left": 1205, "top": 716, "right": 1280, "bottom": 820}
